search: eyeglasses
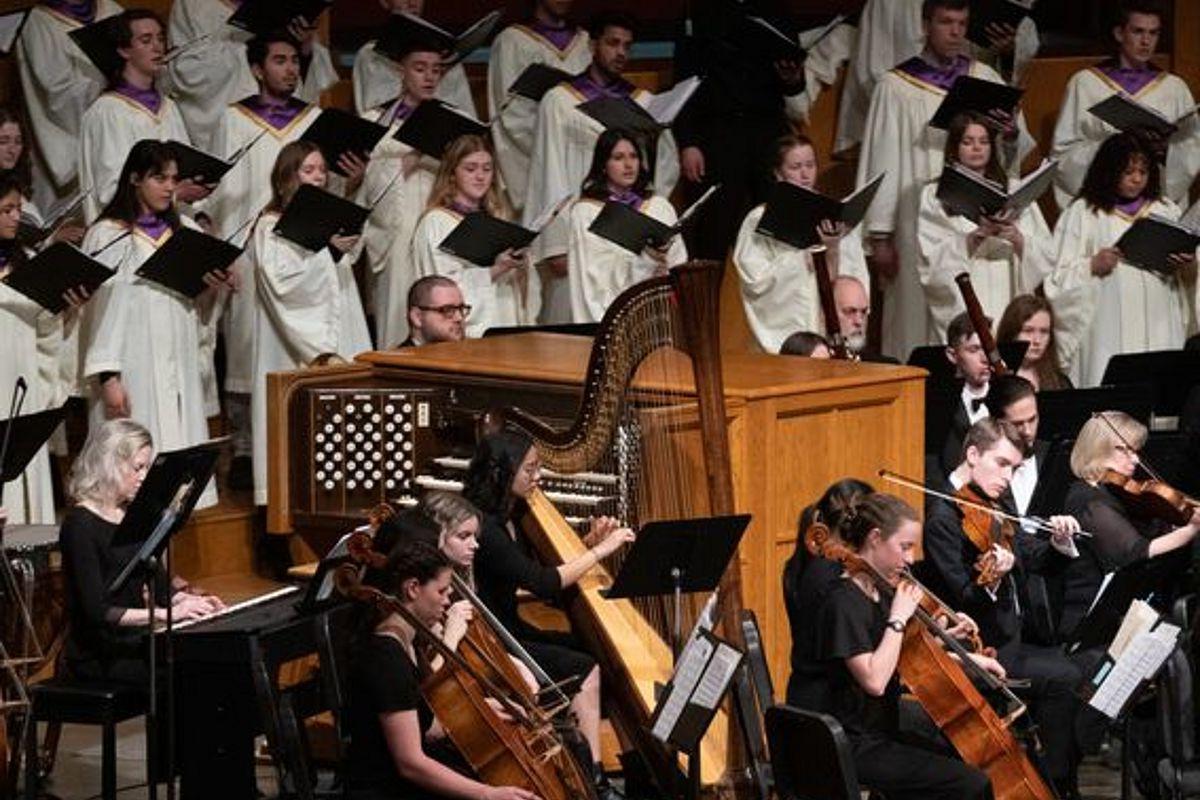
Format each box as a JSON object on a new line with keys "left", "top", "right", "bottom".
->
{"left": 418, "top": 304, "right": 472, "bottom": 318}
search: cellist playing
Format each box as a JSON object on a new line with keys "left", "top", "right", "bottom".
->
{"left": 918, "top": 418, "right": 1087, "bottom": 799}
{"left": 811, "top": 492, "right": 1000, "bottom": 799}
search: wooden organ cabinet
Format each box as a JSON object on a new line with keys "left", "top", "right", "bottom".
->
{"left": 266, "top": 331, "right": 925, "bottom": 719}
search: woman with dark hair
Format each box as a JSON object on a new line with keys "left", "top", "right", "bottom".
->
{"left": 733, "top": 132, "right": 870, "bottom": 353}
{"left": 343, "top": 539, "right": 538, "bottom": 800}
{"left": 79, "top": 140, "right": 231, "bottom": 509}
{"left": 917, "top": 112, "right": 1053, "bottom": 342}
{"left": 0, "top": 107, "right": 87, "bottom": 248}
{"left": 1043, "top": 131, "right": 1192, "bottom": 387}
{"left": 566, "top": 127, "right": 687, "bottom": 322}
{"left": 249, "top": 140, "right": 369, "bottom": 506}
{"left": 996, "top": 294, "right": 1072, "bottom": 391}
{"left": 463, "top": 431, "right": 633, "bottom": 799}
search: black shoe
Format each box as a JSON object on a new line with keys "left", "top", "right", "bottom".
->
{"left": 594, "top": 769, "right": 625, "bottom": 800}
{"left": 228, "top": 455, "right": 253, "bottom": 491}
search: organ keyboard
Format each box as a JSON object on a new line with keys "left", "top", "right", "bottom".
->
{"left": 170, "top": 585, "right": 300, "bottom": 631}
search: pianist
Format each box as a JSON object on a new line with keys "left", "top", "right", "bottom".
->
{"left": 60, "top": 419, "right": 223, "bottom": 684}
{"left": 463, "top": 431, "right": 634, "bottom": 800}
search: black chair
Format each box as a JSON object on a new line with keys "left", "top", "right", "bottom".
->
{"left": 23, "top": 679, "right": 150, "bottom": 800}
{"left": 764, "top": 704, "right": 861, "bottom": 800}
{"left": 1156, "top": 596, "right": 1200, "bottom": 799}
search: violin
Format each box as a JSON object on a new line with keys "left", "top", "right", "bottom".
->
{"left": 339, "top": 531, "right": 596, "bottom": 800}
{"left": 806, "top": 522, "right": 1055, "bottom": 800}
{"left": 955, "top": 484, "right": 1016, "bottom": 589}
{"left": 954, "top": 272, "right": 1009, "bottom": 375}
{"left": 1101, "top": 469, "right": 1200, "bottom": 527}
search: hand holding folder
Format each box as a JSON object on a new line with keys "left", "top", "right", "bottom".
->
{"left": 2, "top": 242, "right": 115, "bottom": 314}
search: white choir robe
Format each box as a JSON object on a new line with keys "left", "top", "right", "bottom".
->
{"left": 523, "top": 83, "right": 680, "bottom": 323}
{"left": 1050, "top": 66, "right": 1200, "bottom": 210}
{"left": 248, "top": 214, "right": 371, "bottom": 505}
{"left": 357, "top": 102, "right": 439, "bottom": 348}
{"left": 79, "top": 218, "right": 217, "bottom": 509}
{"left": 412, "top": 207, "right": 541, "bottom": 338}
{"left": 352, "top": 41, "right": 476, "bottom": 118}
{"left": 165, "top": 0, "right": 338, "bottom": 152}
{"left": 79, "top": 92, "right": 191, "bottom": 223}
{"left": 486, "top": 24, "right": 591, "bottom": 213}
{"left": 0, "top": 263, "right": 62, "bottom": 524}
{"left": 732, "top": 204, "right": 871, "bottom": 354}
{"left": 856, "top": 59, "right": 1035, "bottom": 360}
{"left": 205, "top": 100, "right": 322, "bottom": 395}
{"left": 916, "top": 181, "right": 1054, "bottom": 341}
{"left": 833, "top": 0, "right": 1038, "bottom": 154}
{"left": 16, "top": 1, "right": 124, "bottom": 212}
{"left": 566, "top": 196, "right": 687, "bottom": 323}
{"left": 1043, "top": 198, "right": 1189, "bottom": 388}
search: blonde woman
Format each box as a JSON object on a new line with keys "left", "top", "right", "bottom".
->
{"left": 1057, "top": 411, "right": 1200, "bottom": 638}
{"left": 60, "top": 419, "right": 223, "bottom": 683}
{"left": 411, "top": 135, "right": 540, "bottom": 337}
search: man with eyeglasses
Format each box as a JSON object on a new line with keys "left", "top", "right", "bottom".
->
{"left": 399, "top": 275, "right": 469, "bottom": 347}
{"left": 835, "top": 275, "right": 896, "bottom": 363}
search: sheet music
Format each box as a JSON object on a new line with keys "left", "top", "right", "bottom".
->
{"left": 692, "top": 642, "right": 741, "bottom": 710}
{"left": 643, "top": 76, "right": 702, "bottom": 126}
{"left": 1108, "top": 598, "right": 1159, "bottom": 658}
{"left": 650, "top": 635, "right": 712, "bottom": 742}
{"left": 1088, "top": 623, "right": 1178, "bottom": 718}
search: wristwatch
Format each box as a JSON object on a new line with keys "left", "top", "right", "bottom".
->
{"left": 885, "top": 618, "right": 906, "bottom": 633}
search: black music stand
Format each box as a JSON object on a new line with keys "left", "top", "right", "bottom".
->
{"left": 604, "top": 514, "right": 750, "bottom": 657}
{"left": 109, "top": 442, "right": 221, "bottom": 800}
{"left": 1066, "top": 556, "right": 1182, "bottom": 655}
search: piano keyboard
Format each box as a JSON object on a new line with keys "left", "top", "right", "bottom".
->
{"left": 170, "top": 585, "right": 301, "bottom": 631}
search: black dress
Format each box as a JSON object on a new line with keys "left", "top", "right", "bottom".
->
{"left": 344, "top": 634, "right": 440, "bottom": 800}
{"left": 815, "top": 578, "right": 993, "bottom": 800}
{"left": 59, "top": 505, "right": 168, "bottom": 684}
{"left": 782, "top": 550, "right": 842, "bottom": 711}
{"left": 473, "top": 511, "right": 595, "bottom": 687}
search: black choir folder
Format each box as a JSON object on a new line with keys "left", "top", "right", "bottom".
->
{"left": 588, "top": 184, "right": 720, "bottom": 255}
{"left": 967, "top": 0, "right": 1035, "bottom": 47}
{"left": 168, "top": 134, "right": 265, "bottom": 187}
{"left": 301, "top": 109, "right": 390, "bottom": 176}
{"left": 274, "top": 184, "right": 369, "bottom": 252}
{"left": 648, "top": 628, "right": 743, "bottom": 752}
{"left": 393, "top": 99, "right": 486, "bottom": 159}
{"left": 929, "top": 75, "right": 1024, "bottom": 130}
{"left": 935, "top": 159, "right": 1057, "bottom": 223}
{"left": 0, "top": 405, "right": 67, "bottom": 483}
{"left": 18, "top": 193, "right": 85, "bottom": 248}
{"left": 377, "top": 10, "right": 502, "bottom": 66}
{"left": 736, "top": 13, "right": 844, "bottom": 63}
{"left": 576, "top": 76, "right": 702, "bottom": 136}
{"left": 507, "top": 63, "right": 572, "bottom": 102}
{"left": 756, "top": 173, "right": 884, "bottom": 250}
{"left": 227, "top": 0, "right": 334, "bottom": 35}
{"left": 1114, "top": 215, "right": 1200, "bottom": 275}
{"left": 2, "top": 242, "right": 115, "bottom": 314}
{"left": 1088, "top": 94, "right": 1198, "bottom": 139}
{"left": 438, "top": 213, "right": 537, "bottom": 267}
{"left": 68, "top": 14, "right": 126, "bottom": 77}
{"left": 135, "top": 228, "right": 242, "bottom": 299}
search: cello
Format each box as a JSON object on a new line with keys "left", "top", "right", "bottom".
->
{"left": 339, "top": 532, "right": 597, "bottom": 800}
{"left": 804, "top": 523, "right": 1056, "bottom": 800}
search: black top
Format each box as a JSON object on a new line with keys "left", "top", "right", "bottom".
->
{"left": 474, "top": 511, "right": 562, "bottom": 638}
{"left": 782, "top": 552, "right": 842, "bottom": 710}
{"left": 814, "top": 578, "right": 899, "bottom": 737}
{"left": 60, "top": 505, "right": 169, "bottom": 674}
{"left": 1057, "top": 480, "right": 1164, "bottom": 637}
{"left": 344, "top": 633, "right": 434, "bottom": 800}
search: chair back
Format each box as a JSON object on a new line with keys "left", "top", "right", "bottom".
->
{"left": 764, "top": 704, "right": 861, "bottom": 800}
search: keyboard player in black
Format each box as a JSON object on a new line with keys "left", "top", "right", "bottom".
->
{"left": 60, "top": 419, "right": 225, "bottom": 685}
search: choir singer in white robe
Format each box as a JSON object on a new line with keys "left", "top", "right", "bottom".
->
{"left": 353, "top": 0, "right": 476, "bottom": 117}
{"left": 79, "top": 142, "right": 232, "bottom": 509}
{"left": 523, "top": 11, "right": 679, "bottom": 324}
{"left": 1044, "top": 131, "right": 1192, "bottom": 388}
{"left": 78, "top": 10, "right": 206, "bottom": 222}
{"left": 567, "top": 128, "right": 686, "bottom": 323}
{"left": 249, "top": 142, "right": 370, "bottom": 505}
{"left": 487, "top": 0, "right": 590, "bottom": 213}
{"left": 857, "top": 0, "right": 1034, "bottom": 361}
{"left": 918, "top": 112, "right": 1053, "bottom": 341}
{"left": 733, "top": 133, "right": 869, "bottom": 354}
{"left": 16, "top": 0, "right": 124, "bottom": 213}
{"left": 413, "top": 135, "right": 540, "bottom": 338}
{"left": 1050, "top": 3, "right": 1200, "bottom": 211}
{"left": 166, "top": 0, "right": 337, "bottom": 152}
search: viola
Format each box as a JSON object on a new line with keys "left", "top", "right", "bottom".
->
{"left": 806, "top": 524, "right": 1055, "bottom": 800}
{"left": 954, "top": 272, "right": 1009, "bottom": 375}
{"left": 955, "top": 484, "right": 1016, "bottom": 588}
{"left": 339, "top": 531, "right": 596, "bottom": 800}
{"left": 1101, "top": 469, "right": 1200, "bottom": 527}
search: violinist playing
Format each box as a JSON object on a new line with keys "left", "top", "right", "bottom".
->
{"left": 342, "top": 539, "right": 540, "bottom": 800}
{"left": 918, "top": 417, "right": 1086, "bottom": 799}
{"left": 813, "top": 492, "right": 999, "bottom": 800}
{"left": 1057, "top": 412, "right": 1200, "bottom": 641}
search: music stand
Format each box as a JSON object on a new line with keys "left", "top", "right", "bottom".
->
{"left": 108, "top": 441, "right": 220, "bottom": 800}
{"left": 1066, "top": 556, "right": 1181, "bottom": 654}
{"left": 1036, "top": 385, "right": 1153, "bottom": 442}
{"left": 604, "top": 514, "right": 750, "bottom": 657}
{"left": 1101, "top": 350, "right": 1200, "bottom": 419}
